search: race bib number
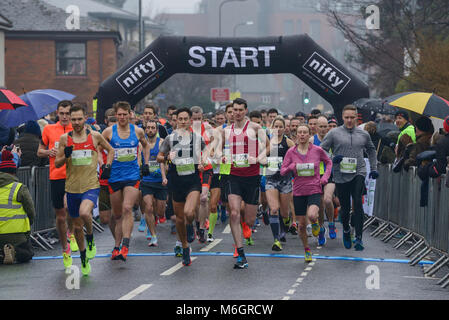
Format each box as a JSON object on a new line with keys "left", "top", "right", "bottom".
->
{"left": 233, "top": 154, "right": 249, "bottom": 168}
{"left": 115, "top": 147, "right": 137, "bottom": 162}
{"left": 71, "top": 150, "right": 92, "bottom": 166}
{"left": 149, "top": 160, "right": 160, "bottom": 173}
{"left": 267, "top": 157, "right": 282, "bottom": 172}
{"left": 175, "top": 157, "right": 195, "bottom": 176}
{"left": 340, "top": 157, "right": 357, "bottom": 173}
{"left": 296, "top": 163, "right": 315, "bottom": 176}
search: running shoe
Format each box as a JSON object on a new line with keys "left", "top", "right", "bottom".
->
{"left": 306, "top": 224, "right": 313, "bottom": 237}
{"left": 318, "top": 227, "right": 326, "bottom": 246}
{"left": 304, "top": 249, "right": 312, "bottom": 263}
{"left": 272, "top": 240, "right": 282, "bottom": 252}
{"left": 242, "top": 222, "right": 252, "bottom": 239}
{"left": 174, "top": 245, "right": 182, "bottom": 257}
{"left": 288, "top": 222, "right": 298, "bottom": 235}
{"left": 138, "top": 218, "right": 146, "bottom": 232}
{"left": 350, "top": 226, "right": 355, "bottom": 243}
{"left": 148, "top": 236, "right": 158, "bottom": 247}
{"left": 63, "top": 249, "right": 72, "bottom": 268}
{"left": 343, "top": 230, "right": 352, "bottom": 249}
{"left": 254, "top": 218, "right": 261, "bottom": 227}
{"left": 198, "top": 229, "right": 206, "bottom": 244}
{"left": 81, "top": 257, "right": 91, "bottom": 276}
{"left": 69, "top": 234, "right": 79, "bottom": 252}
{"left": 311, "top": 222, "right": 320, "bottom": 237}
{"left": 117, "top": 246, "right": 129, "bottom": 262}
{"left": 354, "top": 239, "right": 364, "bottom": 251}
{"left": 233, "top": 245, "right": 238, "bottom": 258}
{"left": 3, "top": 244, "right": 15, "bottom": 265}
{"left": 182, "top": 247, "right": 191, "bottom": 266}
{"left": 86, "top": 238, "right": 96, "bottom": 260}
{"left": 328, "top": 222, "right": 337, "bottom": 239}
{"left": 146, "top": 228, "right": 152, "bottom": 240}
{"left": 246, "top": 237, "right": 254, "bottom": 246}
{"left": 186, "top": 223, "right": 195, "bottom": 243}
{"left": 234, "top": 255, "right": 248, "bottom": 269}
{"left": 111, "top": 248, "right": 120, "bottom": 260}
{"left": 207, "top": 233, "right": 215, "bottom": 242}
{"left": 280, "top": 232, "right": 287, "bottom": 243}
{"left": 159, "top": 216, "right": 166, "bottom": 224}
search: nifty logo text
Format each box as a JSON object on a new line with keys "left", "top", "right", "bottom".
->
{"left": 116, "top": 52, "right": 164, "bottom": 94}
{"left": 303, "top": 52, "right": 351, "bottom": 94}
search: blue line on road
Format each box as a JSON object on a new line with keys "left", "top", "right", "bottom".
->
{"left": 32, "top": 252, "right": 434, "bottom": 265}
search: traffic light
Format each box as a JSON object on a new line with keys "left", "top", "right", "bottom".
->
{"left": 303, "top": 91, "right": 310, "bottom": 105}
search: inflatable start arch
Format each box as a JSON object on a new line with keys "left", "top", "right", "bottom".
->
{"left": 96, "top": 34, "right": 369, "bottom": 123}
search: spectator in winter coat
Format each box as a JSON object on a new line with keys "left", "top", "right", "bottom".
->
{"left": 403, "top": 116, "right": 434, "bottom": 171}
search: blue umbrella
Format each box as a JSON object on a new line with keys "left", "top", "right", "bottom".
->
{"left": 0, "top": 89, "right": 75, "bottom": 128}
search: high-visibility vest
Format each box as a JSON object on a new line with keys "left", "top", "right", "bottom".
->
{"left": 0, "top": 182, "right": 30, "bottom": 234}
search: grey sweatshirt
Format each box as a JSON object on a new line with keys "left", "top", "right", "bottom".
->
{"left": 320, "top": 125, "right": 377, "bottom": 184}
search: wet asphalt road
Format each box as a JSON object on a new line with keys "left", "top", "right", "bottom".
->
{"left": 1, "top": 217, "right": 448, "bottom": 300}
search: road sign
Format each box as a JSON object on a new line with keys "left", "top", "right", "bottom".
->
{"left": 211, "top": 88, "right": 230, "bottom": 102}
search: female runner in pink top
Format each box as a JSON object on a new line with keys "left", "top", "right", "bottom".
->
{"left": 280, "top": 124, "right": 332, "bottom": 262}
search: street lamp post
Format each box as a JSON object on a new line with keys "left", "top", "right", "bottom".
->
{"left": 218, "top": 0, "right": 248, "bottom": 89}
{"left": 219, "top": 0, "right": 248, "bottom": 37}
{"left": 233, "top": 21, "right": 254, "bottom": 91}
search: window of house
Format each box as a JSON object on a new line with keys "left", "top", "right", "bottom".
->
{"left": 283, "top": 20, "right": 294, "bottom": 35}
{"left": 309, "top": 20, "right": 321, "bottom": 41}
{"left": 56, "top": 42, "right": 86, "bottom": 76}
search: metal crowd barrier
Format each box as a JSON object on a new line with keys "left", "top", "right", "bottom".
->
{"left": 16, "top": 165, "right": 104, "bottom": 251}
{"left": 369, "top": 164, "right": 449, "bottom": 289}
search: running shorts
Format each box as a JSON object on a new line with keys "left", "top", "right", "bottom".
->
{"left": 227, "top": 175, "right": 260, "bottom": 205}
{"left": 99, "top": 185, "right": 111, "bottom": 211}
{"left": 210, "top": 174, "right": 220, "bottom": 190}
{"left": 171, "top": 182, "right": 202, "bottom": 203}
{"left": 108, "top": 180, "right": 140, "bottom": 194}
{"left": 293, "top": 194, "right": 321, "bottom": 216}
{"left": 67, "top": 188, "right": 100, "bottom": 218}
{"left": 200, "top": 169, "right": 213, "bottom": 188}
{"left": 140, "top": 181, "right": 168, "bottom": 201}
{"left": 265, "top": 176, "right": 293, "bottom": 194}
{"left": 51, "top": 179, "right": 65, "bottom": 210}
{"left": 220, "top": 175, "right": 230, "bottom": 203}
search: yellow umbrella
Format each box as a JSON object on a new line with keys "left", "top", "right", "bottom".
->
{"left": 385, "top": 91, "right": 449, "bottom": 120}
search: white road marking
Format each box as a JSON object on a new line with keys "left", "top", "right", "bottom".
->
{"left": 200, "top": 239, "right": 223, "bottom": 252}
{"left": 305, "top": 267, "right": 312, "bottom": 271}
{"left": 222, "top": 224, "right": 231, "bottom": 234}
{"left": 309, "top": 262, "right": 315, "bottom": 266}
{"left": 160, "top": 258, "right": 198, "bottom": 276}
{"left": 301, "top": 272, "right": 308, "bottom": 277}
{"left": 296, "top": 277, "right": 303, "bottom": 283}
{"left": 287, "top": 289, "right": 295, "bottom": 295}
{"left": 292, "top": 283, "right": 299, "bottom": 288}
{"left": 118, "top": 284, "right": 152, "bottom": 300}
{"left": 282, "top": 296, "right": 291, "bottom": 300}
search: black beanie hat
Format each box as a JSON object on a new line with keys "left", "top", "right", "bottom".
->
{"left": 415, "top": 116, "right": 434, "bottom": 134}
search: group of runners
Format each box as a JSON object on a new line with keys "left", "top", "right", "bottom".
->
{"left": 38, "top": 98, "right": 379, "bottom": 275}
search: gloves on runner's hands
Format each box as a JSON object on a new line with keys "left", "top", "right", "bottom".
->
{"left": 320, "top": 177, "right": 328, "bottom": 185}
{"left": 369, "top": 171, "right": 379, "bottom": 179}
{"left": 141, "top": 164, "right": 150, "bottom": 176}
{"left": 332, "top": 155, "right": 343, "bottom": 164}
{"left": 64, "top": 146, "right": 73, "bottom": 158}
{"left": 100, "top": 164, "right": 111, "bottom": 180}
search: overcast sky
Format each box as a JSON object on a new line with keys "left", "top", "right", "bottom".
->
{"left": 143, "top": 0, "right": 202, "bottom": 17}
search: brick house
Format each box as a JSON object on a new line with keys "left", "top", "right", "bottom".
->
{"left": 1, "top": 0, "right": 121, "bottom": 115}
